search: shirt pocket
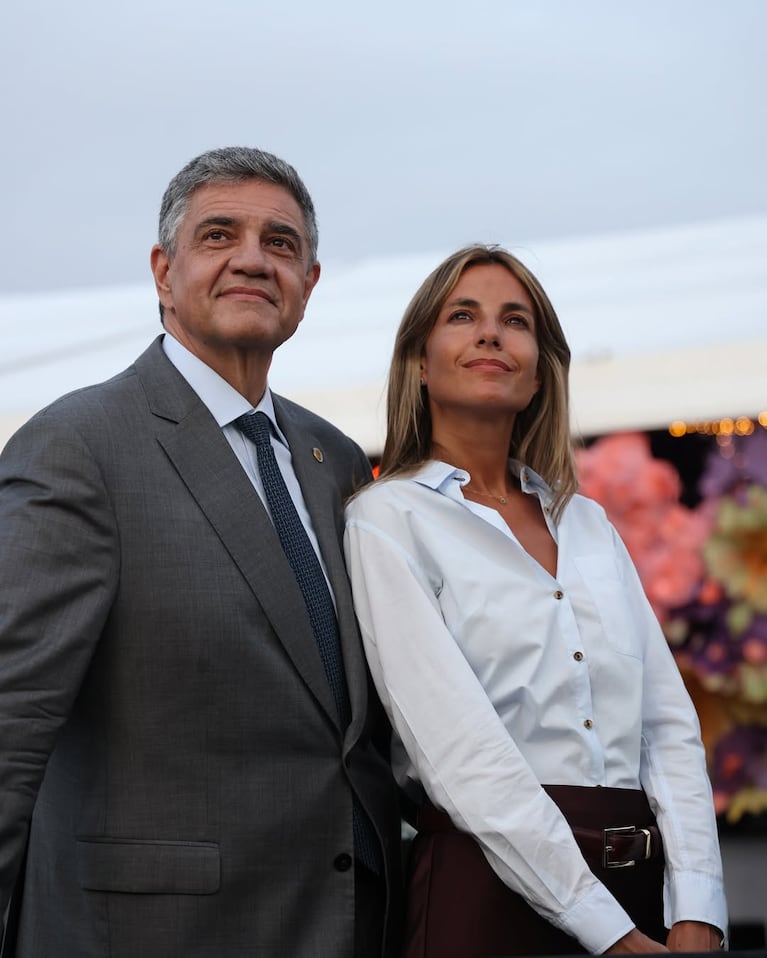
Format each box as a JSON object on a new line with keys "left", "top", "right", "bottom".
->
{"left": 572, "top": 554, "right": 642, "bottom": 660}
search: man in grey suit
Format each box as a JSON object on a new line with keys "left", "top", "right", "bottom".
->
{"left": 0, "top": 147, "right": 402, "bottom": 957}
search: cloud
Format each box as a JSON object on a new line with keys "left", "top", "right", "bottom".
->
{"left": 2, "top": 0, "right": 766, "bottom": 293}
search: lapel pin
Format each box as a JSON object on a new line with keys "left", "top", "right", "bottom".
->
{"left": 312, "top": 447, "right": 324, "bottom": 463}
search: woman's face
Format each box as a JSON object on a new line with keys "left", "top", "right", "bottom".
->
{"left": 420, "top": 262, "right": 541, "bottom": 427}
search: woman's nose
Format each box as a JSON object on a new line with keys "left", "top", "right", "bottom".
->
{"left": 477, "top": 329, "right": 501, "bottom": 348}
{"left": 476, "top": 314, "right": 501, "bottom": 347}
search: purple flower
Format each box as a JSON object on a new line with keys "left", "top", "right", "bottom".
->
{"left": 700, "top": 430, "right": 767, "bottom": 502}
{"left": 712, "top": 724, "right": 767, "bottom": 795}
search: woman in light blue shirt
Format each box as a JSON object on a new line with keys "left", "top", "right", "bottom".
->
{"left": 344, "top": 245, "right": 726, "bottom": 956}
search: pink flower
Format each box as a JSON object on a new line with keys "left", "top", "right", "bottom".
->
{"left": 576, "top": 434, "right": 712, "bottom": 622}
{"left": 576, "top": 428, "right": 767, "bottom": 816}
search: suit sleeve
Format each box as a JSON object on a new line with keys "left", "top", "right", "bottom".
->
{"left": 0, "top": 412, "right": 119, "bottom": 913}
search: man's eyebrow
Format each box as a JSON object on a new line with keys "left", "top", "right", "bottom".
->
{"left": 194, "top": 216, "right": 237, "bottom": 232}
{"left": 193, "top": 217, "right": 303, "bottom": 250}
{"left": 266, "top": 221, "right": 303, "bottom": 247}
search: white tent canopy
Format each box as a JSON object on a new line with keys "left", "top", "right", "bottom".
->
{"left": 2, "top": 215, "right": 765, "bottom": 453}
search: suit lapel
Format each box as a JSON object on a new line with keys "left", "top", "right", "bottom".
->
{"left": 134, "top": 340, "right": 339, "bottom": 726}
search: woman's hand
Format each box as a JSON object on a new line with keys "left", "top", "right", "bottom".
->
{"left": 666, "top": 921, "right": 723, "bottom": 952}
{"left": 606, "top": 929, "right": 668, "bottom": 953}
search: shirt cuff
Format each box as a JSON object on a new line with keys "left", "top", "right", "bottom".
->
{"left": 551, "top": 880, "right": 636, "bottom": 954}
{"left": 664, "top": 870, "right": 728, "bottom": 942}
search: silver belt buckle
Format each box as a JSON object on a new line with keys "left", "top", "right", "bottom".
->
{"left": 603, "top": 825, "right": 652, "bottom": 868}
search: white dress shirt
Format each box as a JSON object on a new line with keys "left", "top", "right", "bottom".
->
{"left": 343, "top": 459, "right": 727, "bottom": 953}
{"left": 162, "top": 333, "right": 333, "bottom": 586}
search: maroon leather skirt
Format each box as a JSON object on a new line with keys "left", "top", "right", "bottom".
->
{"left": 403, "top": 785, "right": 666, "bottom": 958}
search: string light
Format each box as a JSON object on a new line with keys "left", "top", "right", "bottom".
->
{"left": 668, "top": 413, "right": 767, "bottom": 438}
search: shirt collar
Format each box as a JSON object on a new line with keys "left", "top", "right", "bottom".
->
{"left": 412, "top": 458, "right": 555, "bottom": 507}
{"left": 411, "top": 460, "right": 467, "bottom": 502}
{"left": 509, "top": 460, "right": 556, "bottom": 505}
{"left": 162, "top": 333, "right": 287, "bottom": 446}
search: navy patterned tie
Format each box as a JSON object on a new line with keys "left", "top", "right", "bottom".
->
{"left": 235, "top": 411, "right": 381, "bottom": 872}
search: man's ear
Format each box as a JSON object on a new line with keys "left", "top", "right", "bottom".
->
{"left": 150, "top": 245, "right": 174, "bottom": 313}
{"left": 302, "top": 261, "right": 321, "bottom": 307}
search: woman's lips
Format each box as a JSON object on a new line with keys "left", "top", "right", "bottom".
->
{"left": 463, "top": 358, "right": 512, "bottom": 371}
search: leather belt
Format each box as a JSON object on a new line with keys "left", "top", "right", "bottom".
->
{"left": 413, "top": 804, "right": 662, "bottom": 869}
{"left": 572, "top": 824, "right": 662, "bottom": 869}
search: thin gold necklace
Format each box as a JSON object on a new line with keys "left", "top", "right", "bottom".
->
{"left": 467, "top": 486, "right": 509, "bottom": 505}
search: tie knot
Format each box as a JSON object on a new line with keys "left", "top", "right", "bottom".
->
{"left": 234, "top": 411, "right": 272, "bottom": 447}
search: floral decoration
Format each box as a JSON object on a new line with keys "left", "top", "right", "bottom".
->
{"left": 576, "top": 428, "right": 767, "bottom": 822}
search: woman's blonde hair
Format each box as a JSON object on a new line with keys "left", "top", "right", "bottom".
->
{"left": 379, "top": 244, "right": 578, "bottom": 518}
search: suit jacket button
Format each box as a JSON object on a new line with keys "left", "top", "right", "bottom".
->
{"left": 334, "top": 853, "right": 353, "bottom": 872}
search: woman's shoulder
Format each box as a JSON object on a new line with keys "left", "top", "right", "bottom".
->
{"left": 560, "top": 490, "right": 617, "bottom": 540}
{"left": 560, "top": 492, "right": 632, "bottom": 566}
{"left": 346, "top": 472, "right": 422, "bottom": 520}
{"left": 348, "top": 458, "right": 461, "bottom": 523}
{"left": 568, "top": 490, "right": 610, "bottom": 521}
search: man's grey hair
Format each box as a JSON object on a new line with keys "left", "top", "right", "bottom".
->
{"left": 157, "top": 146, "right": 319, "bottom": 265}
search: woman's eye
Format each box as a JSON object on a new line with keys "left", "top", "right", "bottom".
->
{"left": 448, "top": 311, "right": 472, "bottom": 322}
{"left": 505, "top": 314, "right": 529, "bottom": 327}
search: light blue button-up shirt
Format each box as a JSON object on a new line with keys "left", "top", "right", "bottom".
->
{"left": 344, "top": 459, "right": 727, "bottom": 952}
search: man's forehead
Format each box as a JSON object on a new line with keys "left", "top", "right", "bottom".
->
{"left": 184, "top": 179, "right": 303, "bottom": 226}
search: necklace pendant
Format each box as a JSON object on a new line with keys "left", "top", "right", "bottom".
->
{"left": 498, "top": 496, "right": 507, "bottom": 505}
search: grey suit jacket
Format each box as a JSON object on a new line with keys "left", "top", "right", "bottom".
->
{"left": 0, "top": 338, "right": 402, "bottom": 957}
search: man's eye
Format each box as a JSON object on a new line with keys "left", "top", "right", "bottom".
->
{"left": 268, "top": 237, "right": 296, "bottom": 252}
{"left": 205, "top": 230, "right": 228, "bottom": 241}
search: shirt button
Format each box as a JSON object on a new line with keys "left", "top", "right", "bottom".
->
{"left": 553, "top": 590, "right": 564, "bottom": 600}
{"left": 333, "top": 853, "right": 352, "bottom": 872}
{"left": 583, "top": 719, "right": 593, "bottom": 730}
{"left": 573, "top": 651, "right": 584, "bottom": 661}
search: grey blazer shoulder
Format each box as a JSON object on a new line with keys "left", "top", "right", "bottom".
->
{"left": 0, "top": 337, "right": 402, "bottom": 958}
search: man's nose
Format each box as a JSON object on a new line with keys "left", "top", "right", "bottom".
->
{"left": 229, "top": 237, "right": 275, "bottom": 275}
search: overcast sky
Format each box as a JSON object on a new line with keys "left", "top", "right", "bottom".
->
{"left": 3, "top": 0, "right": 765, "bottom": 296}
